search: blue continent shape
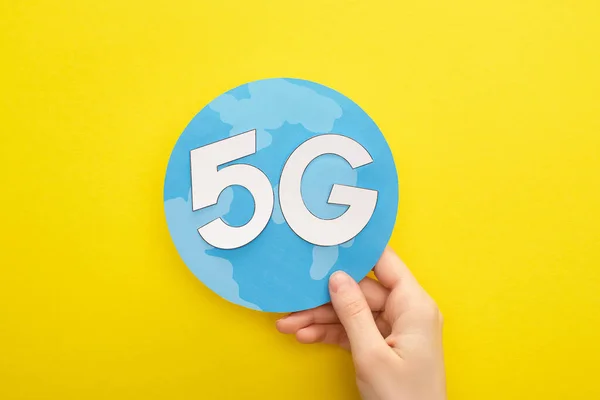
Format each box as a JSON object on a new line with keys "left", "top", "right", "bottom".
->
{"left": 164, "top": 78, "right": 398, "bottom": 312}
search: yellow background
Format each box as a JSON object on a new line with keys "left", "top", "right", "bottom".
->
{"left": 1, "top": 1, "right": 599, "bottom": 399}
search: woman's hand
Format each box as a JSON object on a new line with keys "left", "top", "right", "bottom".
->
{"left": 276, "top": 247, "right": 446, "bottom": 400}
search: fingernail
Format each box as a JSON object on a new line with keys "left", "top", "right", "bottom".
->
{"left": 277, "top": 313, "right": 292, "bottom": 322}
{"left": 329, "top": 271, "right": 351, "bottom": 293}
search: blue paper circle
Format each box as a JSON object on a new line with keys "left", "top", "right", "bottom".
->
{"left": 164, "top": 78, "right": 398, "bottom": 312}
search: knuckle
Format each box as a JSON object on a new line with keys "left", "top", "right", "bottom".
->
{"left": 419, "top": 298, "right": 443, "bottom": 325}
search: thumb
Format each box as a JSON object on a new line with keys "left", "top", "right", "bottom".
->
{"left": 329, "top": 271, "right": 387, "bottom": 354}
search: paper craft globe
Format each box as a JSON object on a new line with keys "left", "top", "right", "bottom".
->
{"left": 164, "top": 78, "right": 398, "bottom": 312}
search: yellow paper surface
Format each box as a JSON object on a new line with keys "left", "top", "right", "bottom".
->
{"left": 1, "top": 1, "right": 599, "bottom": 399}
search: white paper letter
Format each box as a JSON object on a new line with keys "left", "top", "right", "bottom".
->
{"left": 279, "top": 134, "right": 378, "bottom": 246}
{"left": 190, "top": 130, "right": 274, "bottom": 249}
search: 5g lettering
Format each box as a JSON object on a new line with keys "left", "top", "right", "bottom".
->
{"left": 190, "top": 129, "right": 377, "bottom": 249}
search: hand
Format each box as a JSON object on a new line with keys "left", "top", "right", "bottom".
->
{"left": 276, "top": 247, "right": 446, "bottom": 400}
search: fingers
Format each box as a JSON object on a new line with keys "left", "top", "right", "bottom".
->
{"left": 276, "top": 278, "right": 388, "bottom": 334}
{"left": 375, "top": 247, "right": 444, "bottom": 346}
{"left": 276, "top": 304, "right": 335, "bottom": 334}
{"left": 374, "top": 313, "right": 392, "bottom": 338}
{"left": 374, "top": 246, "right": 421, "bottom": 294}
{"left": 329, "top": 271, "right": 388, "bottom": 355}
{"left": 295, "top": 324, "right": 350, "bottom": 349}
{"left": 359, "top": 278, "right": 390, "bottom": 310}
